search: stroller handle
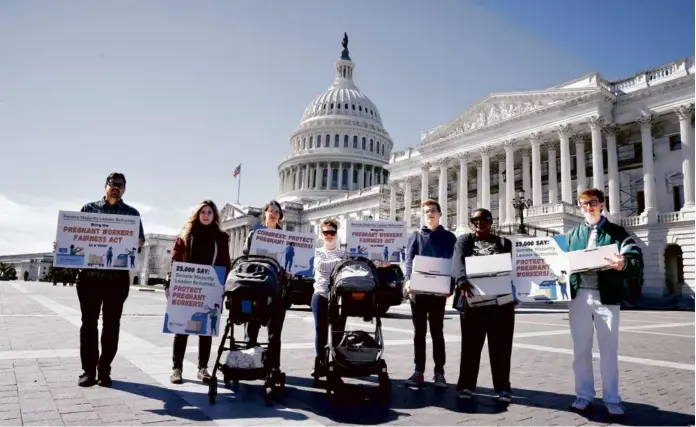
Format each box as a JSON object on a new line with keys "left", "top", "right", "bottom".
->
{"left": 230, "top": 254, "right": 283, "bottom": 272}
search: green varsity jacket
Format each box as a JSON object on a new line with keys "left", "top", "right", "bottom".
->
{"left": 566, "top": 216, "right": 644, "bottom": 305}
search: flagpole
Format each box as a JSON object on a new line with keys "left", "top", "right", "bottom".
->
{"left": 236, "top": 166, "right": 241, "bottom": 204}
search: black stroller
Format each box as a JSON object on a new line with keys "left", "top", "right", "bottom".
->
{"left": 208, "top": 255, "right": 288, "bottom": 405}
{"left": 324, "top": 256, "right": 391, "bottom": 401}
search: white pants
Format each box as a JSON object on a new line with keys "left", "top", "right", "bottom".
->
{"left": 569, "top": 288, "right": 621, "bottom": 404}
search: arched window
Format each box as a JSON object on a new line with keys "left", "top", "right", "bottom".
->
{"left": 359, "top": 106, "right": 362, "bottom": 112}
{"left": 302, "top": 138, "right": 306, "bottom": 150}
{"left": 352, "top": 104, "right": 356, "bottom": 110}
{"left": 316, "top": 135, "right": 321, "bottom": 147}
{"left": 353, "top": 169, "right": 359, "bottom": 186}
{"left": 325, "top": 134, "right": 330, "bottom": 147}
{"left": 342, "top": 168, "right": 349, "bottom": 189}
{"left": 322, "top": 168, "right": 328, "bottom": 189}
{"left": 344, "top": 103, "right": 348, "bottom": 109}
{"left": 331, "top": 168, "right": 339, "bottom": 189}
{"left": 334, "top": 134, "right": 340, "bottom": 147}
{"left": 362, "top": 137, "right": 366, "bottom": 150}
{"left": 353, "top": 135, "right": 358, "bottom": 148}
{"left": 309, "top": 136, "right": 313, "bottom": 148}
{"left": 344, "top": 135, "right": 349, "bottom": 147}
{"left": 370, "top": 139, "right": 374, "bottom": 152}
{"left": 330, "top": 103, "right": 334, "bottom": 109}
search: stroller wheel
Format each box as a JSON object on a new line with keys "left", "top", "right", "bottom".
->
{"left": 208, "top": 380, "right": 218, "bottom": 405}
{"left": 378, "top": 373, "right": 391, "bottom": 402}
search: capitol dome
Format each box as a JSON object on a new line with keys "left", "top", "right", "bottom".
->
{"left": 277, "top": 33, "right": 394, "bottom": 204}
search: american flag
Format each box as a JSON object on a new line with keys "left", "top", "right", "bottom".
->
{"left": 233, "top": 163, "right": 241, "bottom": 178}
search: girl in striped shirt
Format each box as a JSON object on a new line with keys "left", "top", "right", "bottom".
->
{"left": 311, "top": 219, "right": 347, "bottom": 378}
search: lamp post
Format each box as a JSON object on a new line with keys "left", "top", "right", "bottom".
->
{"left": 512, "top": 189, "right": 533, "bottom": 234}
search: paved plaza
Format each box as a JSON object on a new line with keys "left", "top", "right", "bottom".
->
{"left": 0, "top": 281, "right": 693, "bottom": 426}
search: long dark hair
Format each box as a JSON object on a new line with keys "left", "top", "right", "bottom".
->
{"left": 181, "top": 200, "right": 221, "bottom": 241}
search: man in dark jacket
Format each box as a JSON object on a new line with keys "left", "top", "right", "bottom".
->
{"left": 452, "top": 208, "right": 515, "bottom": 404}
{"left": 403, "top": 199, "right": 457, "bottom": 389}
{"left": 76, "top": 172, "right": 145, "bottom": 388}
{"left": 567, "top": 189, "right": 643, "bottom": 417}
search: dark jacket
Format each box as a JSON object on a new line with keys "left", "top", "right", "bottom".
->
{"left": 166, "top": 229, "right": 231, "bottom": 289}
{"left": 452, "top": 232, "right": 512, "bottom": 287}
{"left": 566, "top": 217, "right": 643, "bottom": 305}
{"left": 243, "top": 224, "right": 283, "bottom": 256}
{"left": 403, "top": 225, "right": 457, "bottom": 281}
{"left": 80, "top": 197, "right": 145, "bottom": 243}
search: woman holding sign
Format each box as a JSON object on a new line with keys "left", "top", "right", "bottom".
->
{"left": 166, "top": 200, "right": 231, "bottom": 384}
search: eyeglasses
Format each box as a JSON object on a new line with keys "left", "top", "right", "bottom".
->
{"left": 578, "top": 200, "right": 600, "bottom": 208}
{"left": 423, "top": 209, "right": 438, "bottom": 215}
{"left": 108, "top": 181, "right": 125, "bottom": 189}
{"left": 322, "top": 229, "right": 337, "bottom": 236}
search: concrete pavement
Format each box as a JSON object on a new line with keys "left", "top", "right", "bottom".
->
{"left": 0, "top": 281, "right": 693, "bottom": 426}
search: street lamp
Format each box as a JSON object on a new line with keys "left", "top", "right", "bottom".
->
{"left": 512, "top": 189, "right": 532, "bottom": 234}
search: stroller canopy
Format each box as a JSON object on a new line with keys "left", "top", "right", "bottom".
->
{"left": 331, "top": 257, "right": 379, "bottom": 292}
{"left": 225, "top": 255, "right": 282, "bottom": 296}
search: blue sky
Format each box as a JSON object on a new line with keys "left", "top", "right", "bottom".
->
{"left": 0, "top": 0, "right": 693, "bottom": 254}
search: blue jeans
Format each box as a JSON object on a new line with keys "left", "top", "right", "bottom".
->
{"left": 311, "top": 293, "right": 346, "bottom": 359}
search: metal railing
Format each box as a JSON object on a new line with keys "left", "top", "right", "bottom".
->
{"left": 491, "top": 223, "right": 560, "bottom": 237}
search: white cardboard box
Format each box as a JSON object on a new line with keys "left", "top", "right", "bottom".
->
{"left": 413, "top": 255, "right": 453, "bottom": 276}
{"left": 567, "top": 244, "right": 617, "bottom": 273}
{"left": 464, "top": 253, "right": 513, "bottom": 278}
{"left": 409, "top": 272, "right": 451, "bottom": 296}
{"left": 469, "top": 275, "right": 514, "bottom": 296}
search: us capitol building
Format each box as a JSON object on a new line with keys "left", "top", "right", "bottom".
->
{"left": 138, "top": 36, "right": 694, "bottom": 301}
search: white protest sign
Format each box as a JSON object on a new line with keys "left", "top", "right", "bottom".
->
{"left": 54, "top": 210, "right": 141, "bottom": 270}
{"left": 249, "top": 228, "right": 316, "bottom": 276}
{"left": 512, "top": 236, "right": 571, "bottom": 303}
{"left": 163, "top": 262, "right": 226, "bottom": 336}
{"left": 345, "top": 220, "right": 408, "bottom": 263}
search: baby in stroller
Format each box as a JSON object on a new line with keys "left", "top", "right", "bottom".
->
{"left": 323, "top": 256, "right": 391, "bottom": 401}
{"left": 208, "top": 255, "right": 289, "bottom": 405}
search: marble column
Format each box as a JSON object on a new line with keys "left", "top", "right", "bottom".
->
{"left": 497, "top": 154, "right": 506, "bottom": 224}
{"left": 480, "top": 146, "right": 492, "bottom": 211}
{"left": 338, "top": 163, "right": 344, "bottom": 190}
{"left": 638, "top": 113, "right": 657, "bottom": 222}
{"left": 404, "top": 178, "right": 413, "bottom": 228}
{"left": 420, "top": 163, "right": 430, "bottom": 227}
{"left": 389, "top": 182, "right": 397, "bottom": 220}
{"left": 437, "top": 158, "right": 449, "bottom": 228}
{"left": 546, "top": 142, "right": 558, "bottom": 204}
{"left": 530, "top": 133, "right": 543, "bottom": 205}
{"left": 520, "top": 147, "right": 531, "bottom": 198}
{"left": 293, "top": 166, "right": 299, "bottom": 191}
{"left": 604, "top": 123, "right": 621, "bottom": 220}
{"left": 357, "top": 164, "right": 364, "bottom": 189}
{"left": 589, "top": 115, "right": 605, "bottom": 192}
{"left": 575, "top": 135, "right": 587, "bottom": 195}
{"left": 675, "top": 104, "right": 695, "bottom": 210}
{"left": 474, "top": 160, "right": 482, "bottom": 208}
{"left": 558, "top": 124, "right": 573, "bottom": 204}
{"left": 328, "top": 163, "right": 334, "bottom": 189}
{"left": 457, "top": 153, "right": 469, "bottom": 231}
{"left": 349, "top": 163, "right": 355, "bottom": 190}
{"left": 504, "top": 140, "right": 516, "bottom": 224}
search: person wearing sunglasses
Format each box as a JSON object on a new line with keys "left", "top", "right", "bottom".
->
{"left": 452, "top": 208, "right": 514, "bottom": 404}
{"left": 402, "top": 199, "right": 457, "bottom": 389}
{"left": 310, "top": 219, "right": 347, "bottom": 379}
{"left": 76, "top": 172, "right": 145, "bottom": 388}
{"left": 566, "top": 189, "right": 643, "bottom": 417}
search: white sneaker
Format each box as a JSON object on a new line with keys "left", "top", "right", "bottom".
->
{"left": 605, "top": 402, "right": 624, "bottom": 416}
{"left": 571, "top": 397, "right": 592, "bottom": 411}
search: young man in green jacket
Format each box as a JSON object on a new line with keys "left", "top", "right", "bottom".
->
{"left": 568, "top": 189, "right": 643, "bottom": 417}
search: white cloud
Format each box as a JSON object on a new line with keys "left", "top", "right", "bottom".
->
{"left": 0, "top": 194, "right": 182, "bottom": 255}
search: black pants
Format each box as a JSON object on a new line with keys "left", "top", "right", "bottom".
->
{"left": 409, "top": 294, "right": 446, "bottom": 374}
{"left": 244, "top": 307, "right": 286, "bottom": 370}
{"left": 311, "top": 294, "right": 347, "bottom": 359}
{"left": 76, "top": 271, "right": 130, "bottom": 377}
{"left": 172, "top": 334, "right": 212, "bottom": 370}
{"left": 457, "top": 302, "right": 515, "bottom": 392}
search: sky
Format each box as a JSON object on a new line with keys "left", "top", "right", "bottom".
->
{"left": 0, "top": 0, "right": 693, "bottom": 255}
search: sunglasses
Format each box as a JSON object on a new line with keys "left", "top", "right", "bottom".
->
{"left": 108, "top": 181, "right": 125, "bottom": 189}
{"left": 470, "top": 217, "right": 491, "bottom": 224}
{"left": 322, "top": 229, "right": 337, "bottom": 236}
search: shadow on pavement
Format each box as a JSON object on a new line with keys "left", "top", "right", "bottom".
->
{"left": 110, "top": 379, "right": 310, "bottom": 423}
